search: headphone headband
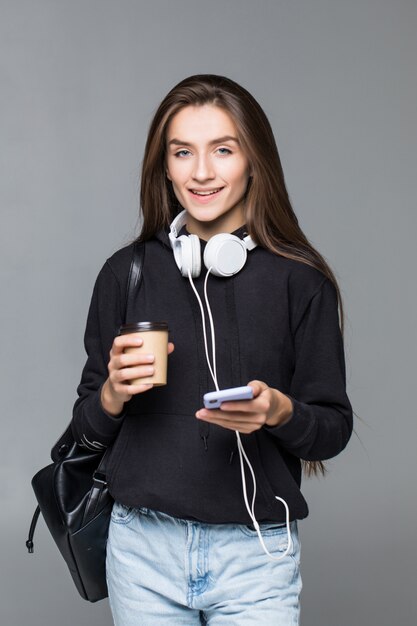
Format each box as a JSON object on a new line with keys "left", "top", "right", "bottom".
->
{"left": 168, "top": 211, "right": 188, "bottom": 246}
{"left": 169, "top": 210, "right": 257, "bottom": 278}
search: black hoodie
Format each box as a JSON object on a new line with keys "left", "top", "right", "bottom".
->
{"left": 71, "top": 226, "right": 353, "bottom": 524}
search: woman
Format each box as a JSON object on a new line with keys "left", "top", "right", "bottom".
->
{"left": 71, "top": 74, "right": 353, "bottom": 625}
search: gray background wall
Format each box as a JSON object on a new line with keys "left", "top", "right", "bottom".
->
{"left": 1, "top": 1, "right": 416, "bottom": 624}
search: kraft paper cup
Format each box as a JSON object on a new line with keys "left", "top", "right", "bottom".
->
{"left": 118, "top": 321, "right": 169, "bottom": 386}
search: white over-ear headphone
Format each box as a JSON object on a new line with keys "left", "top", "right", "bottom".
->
{"left": 168, "top": 210, "right": 257, "bottom": 278}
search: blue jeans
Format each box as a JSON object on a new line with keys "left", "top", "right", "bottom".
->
{"left": 106, "top": 502, "right": 302, "bottom": 625}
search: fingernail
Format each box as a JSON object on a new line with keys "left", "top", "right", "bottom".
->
{"left": 145, "top": 354, "right": 155, "bottom": 362}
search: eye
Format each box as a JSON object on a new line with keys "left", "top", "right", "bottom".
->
{"left": 174, "top": 149, "right": 191, "bottom": 158}
{"left": 217, "top": 147, "right": 232, "bottom": 155}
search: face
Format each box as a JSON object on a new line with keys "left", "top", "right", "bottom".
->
{"left": 165, "top": 104, "right": 251, "bottom": 240}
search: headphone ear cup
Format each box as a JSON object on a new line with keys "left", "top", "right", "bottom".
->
{"left": 175, "top": 234, "right": 201, "bottom": 277}
{"left": 203, "top": 234, "right": 248, "bottom": 277}
{"left": 189, "top": 234, "right": 201, "bottom": 277}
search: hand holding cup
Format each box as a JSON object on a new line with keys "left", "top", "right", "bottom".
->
{"left": 101, "top": 322, "right": 172, "bottom": 416}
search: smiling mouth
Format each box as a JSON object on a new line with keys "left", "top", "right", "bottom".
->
{"left": 189, "top": 187, "right": 224, "bottom": 196}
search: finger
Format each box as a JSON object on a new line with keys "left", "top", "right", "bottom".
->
{"left": 168, "top": 342, "right": 175, "bottom": 354}
{"left": 196, "top": 408, "right": 260, "bottom": 422}
{"left": 218, "top": 399, "right": 261, "bottom": 413}
{"left": 114, "top": 352, "right": 155, "bottom": 368}
{"left": 196, "top": 414, "right": 262, "bottom": 433}
{"left": 122, "top": 382, "right": 154, "bottom": 396}
{"left": 247, "top": 380, "right": 268, "bottom": 399}
{"left": 112, "top": 334, "right": 144, "bottom": 354}
{"left": 113, "top": 364, "right": 155, "bottom": 383}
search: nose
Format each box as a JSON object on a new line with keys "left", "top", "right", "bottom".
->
{"left": 192, "top": 154, "right": 215, "bottom": 181}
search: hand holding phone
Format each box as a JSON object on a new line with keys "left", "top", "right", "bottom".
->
{"left": 203, "top": 386, "right": 254, "bottom": 409}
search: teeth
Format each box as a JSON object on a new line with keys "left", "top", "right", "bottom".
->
{"left": 192, "top": 188, "right": 221, "bottom": 196}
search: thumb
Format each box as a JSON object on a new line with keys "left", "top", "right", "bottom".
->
{"left": 247, "top": 380, "right": 268, "bottom": 398}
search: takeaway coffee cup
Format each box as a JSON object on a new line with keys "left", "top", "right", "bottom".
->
{"left": 118, "top": 321, "right": 169, "bottom": 386}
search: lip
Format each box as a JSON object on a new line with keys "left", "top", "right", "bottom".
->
{"left": 187, "top": 187, "right": 224, "bottom": 204}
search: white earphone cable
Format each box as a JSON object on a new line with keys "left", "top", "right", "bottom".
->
{"left": 188, "top": 266, "right": 292, "bottom": 561}
{"left": 187, "top": 269, "right": 219, "bottom": 390}
{"left": 204, "top": 268, "right": 218, "bottom": 387}
{"left": 235, "top": 432, "right": 293, "bottom": 560}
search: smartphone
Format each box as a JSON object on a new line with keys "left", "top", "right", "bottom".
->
{"left": 203, "top": 386, "right": 254, "bottom": 409}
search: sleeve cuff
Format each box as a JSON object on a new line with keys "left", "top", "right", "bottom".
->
{"left": 263, "top": 396, "right": 317, "bottom": 448}
{"left": 84, "top": 385, "right": 127, "bottom": 442}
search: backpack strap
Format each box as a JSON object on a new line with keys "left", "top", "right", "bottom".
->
{"left": 28, "top": 242, "right": 146, "bottom": 553}
{"left": 50, "top": 241, "right": 146, "bottom": 462}
{"left": 125, "top": 240, "right": 146, "bottom": 322}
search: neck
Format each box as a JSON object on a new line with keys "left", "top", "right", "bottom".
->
{"left": 186, "top": 210, "right": 245, "bottom": 241}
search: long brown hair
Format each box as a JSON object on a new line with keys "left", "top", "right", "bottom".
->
{"left": 138, "top": 74, "right": 345, "bottom": 476}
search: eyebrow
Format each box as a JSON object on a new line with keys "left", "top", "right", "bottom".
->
{"left": 168, "top": 135, "right": 239, "bottom": 147}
